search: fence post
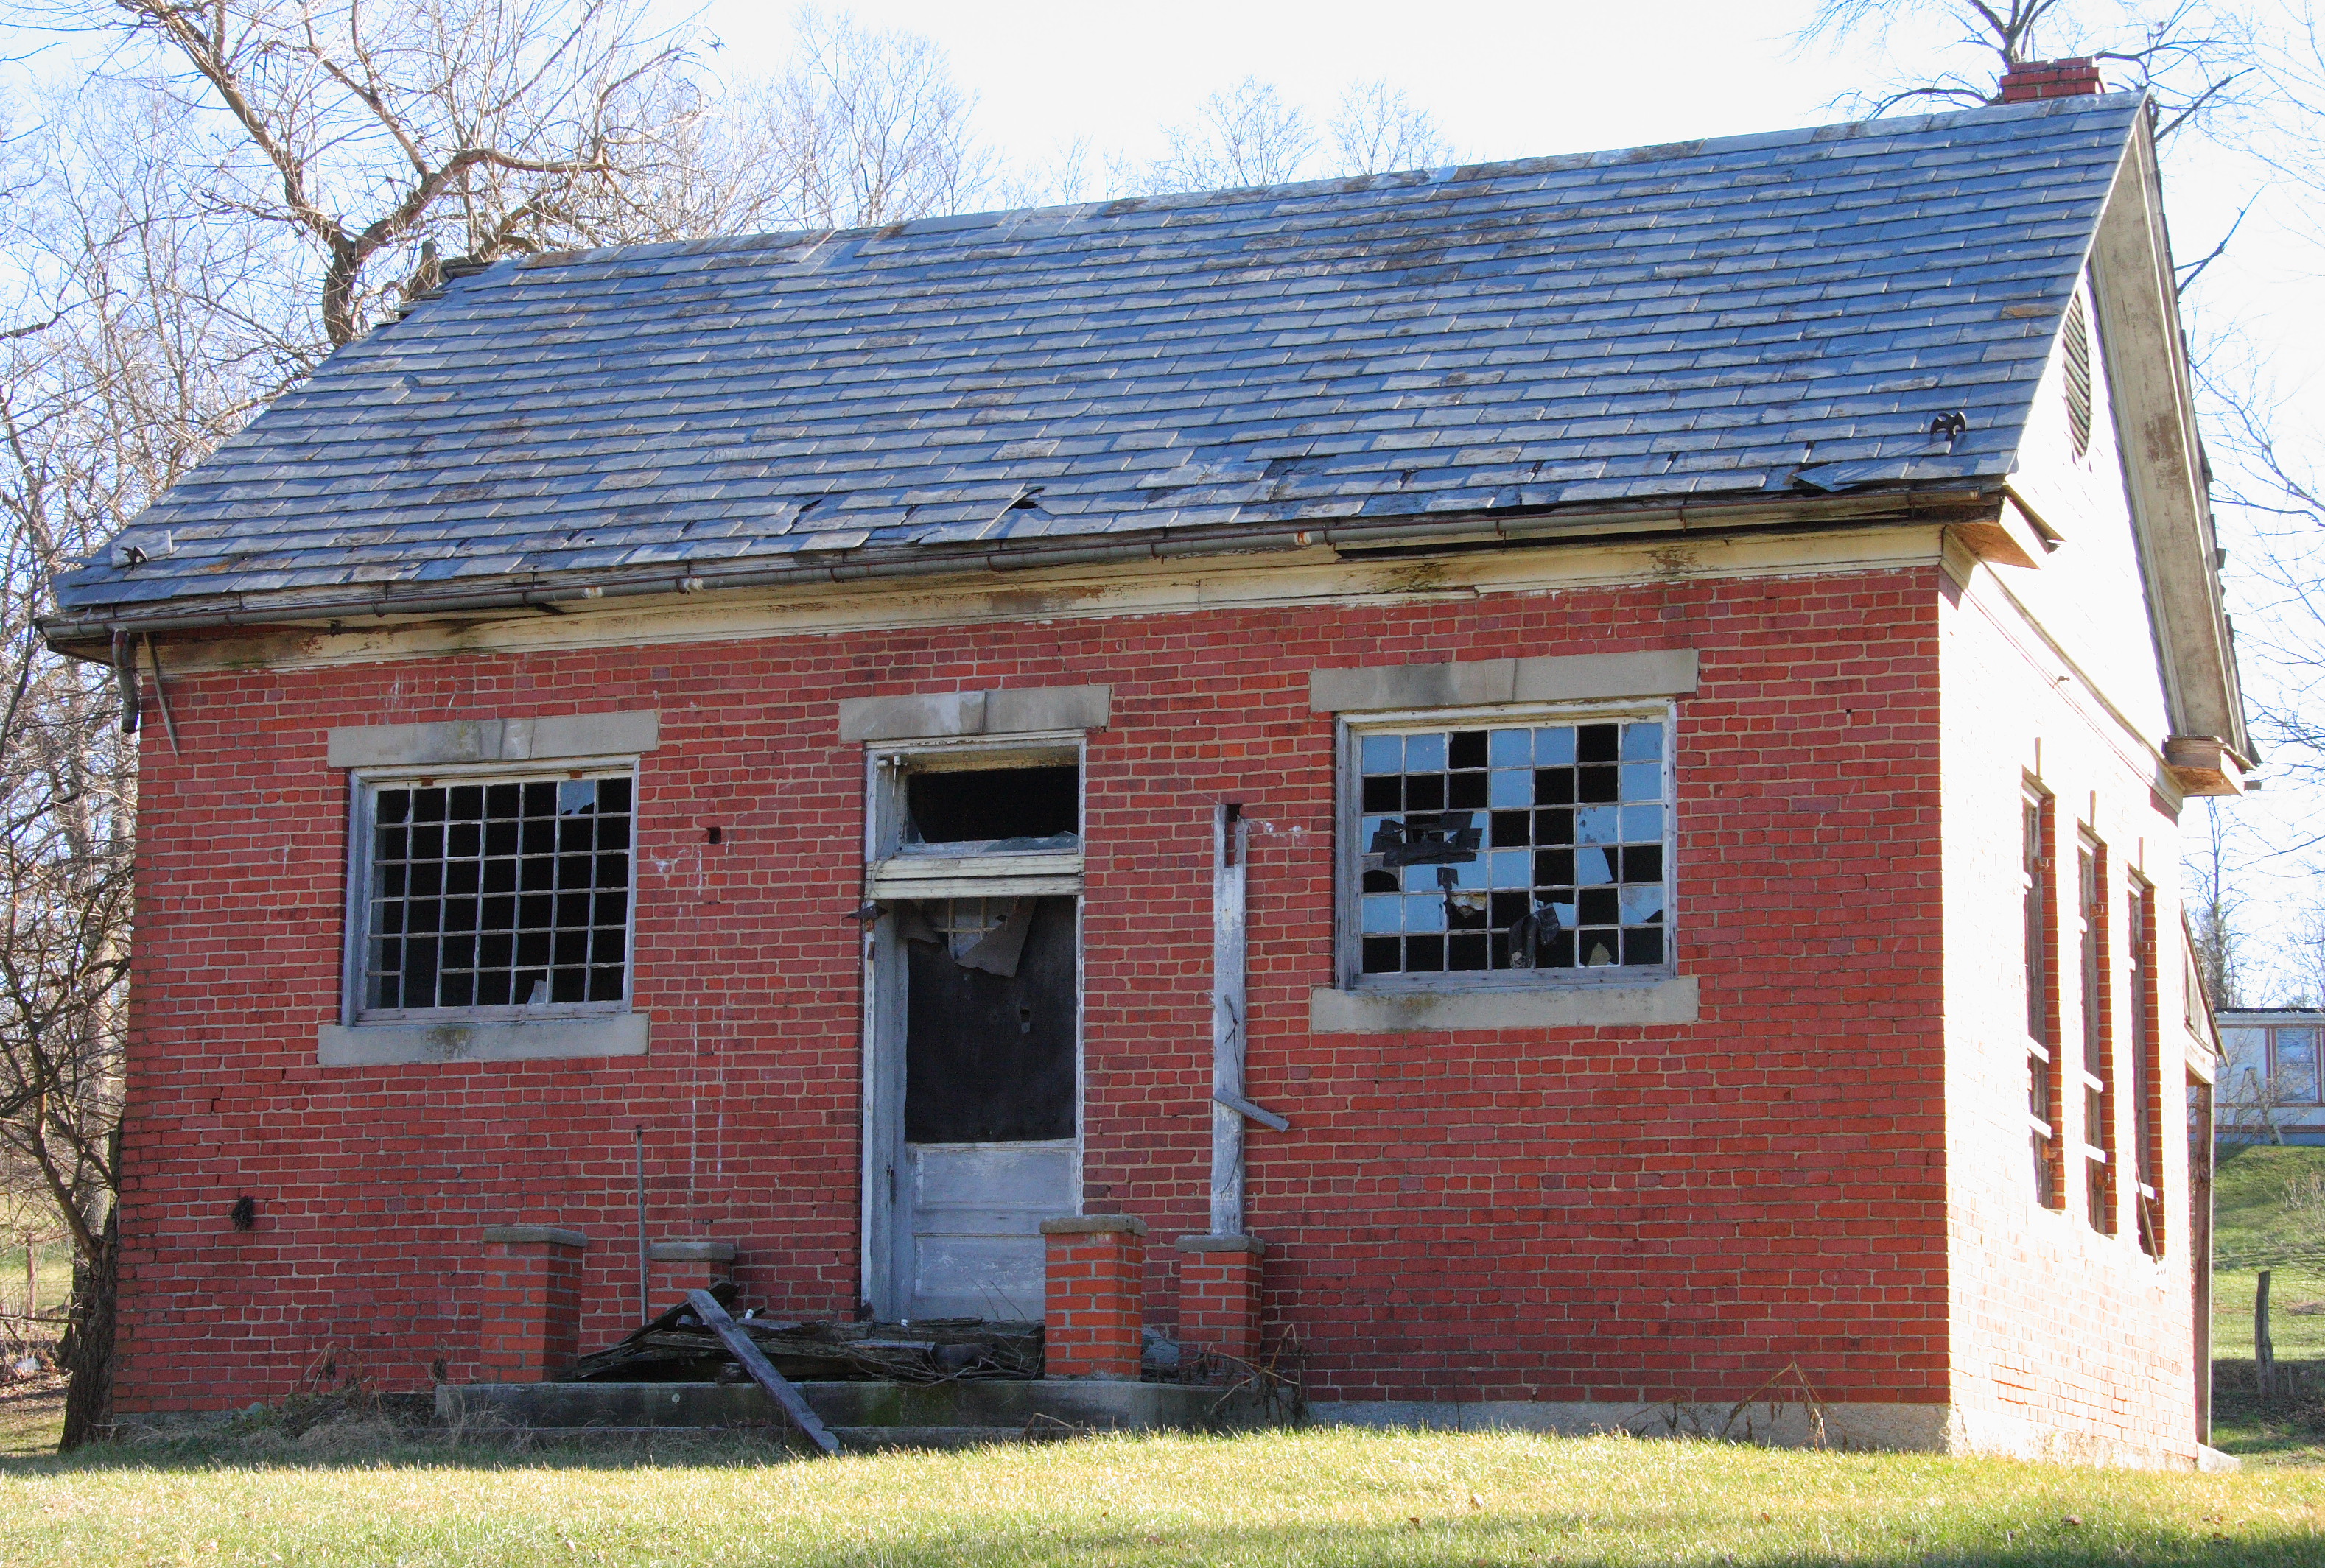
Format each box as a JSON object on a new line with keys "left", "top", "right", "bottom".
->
{"left": 2258, "top": 1268, "right": 2278, "bottom": 1399}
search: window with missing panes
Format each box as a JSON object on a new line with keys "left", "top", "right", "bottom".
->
{"left": 352, "top": 773, "right": 633, "bottom": 1016}
{"left": 1348, "top": 709, "right": 1672, "bottom": 980}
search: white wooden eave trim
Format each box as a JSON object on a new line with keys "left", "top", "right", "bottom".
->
{"left": 2087, "top": 117, "right": 2251, "bottom": 770}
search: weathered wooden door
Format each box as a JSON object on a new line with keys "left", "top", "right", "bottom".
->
{"left": 860, "top": 746, "right": 1084, "bottom": 1323}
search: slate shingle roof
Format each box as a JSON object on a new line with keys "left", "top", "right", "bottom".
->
{"left": 54, "top": 91, "right": 2147, "bottom": 619}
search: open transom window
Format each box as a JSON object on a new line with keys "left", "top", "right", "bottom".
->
{"left": 348, "top": 770, "right": 633, "bottom": 1019}
{"left": 1341, "top": 705, "right": 1675, "bottom": 987}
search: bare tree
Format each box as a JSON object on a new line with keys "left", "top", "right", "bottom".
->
{"left": 71, "top": 0, "right": 703, "bottom": 350}
{"left": 0, "top": 75, "right": 270, "bottom": 1444}
{"left": 2188, "top": 799, "right": 2254, "bottom": 1010}
{"left": 1328, "top": 80, "right": 1453, "bottom": 175}
{"left": 2218, "top": 1052, "right": 2298, "bottom": 1145}
{"left": 1798, "top": 0, "right": 2259, "bottom": 140}
{"left": 1137, "top": 77, "right": 1318, "bottom": 194}
{"left": 0, "top": 0, "right": 1025, "bottom": 1446}
{"left": 530, "top": 7, "right": 1041, "bottom": 246}
{"left": 732, "top": 9, "right": 1008, "bottom": 230}
{"left": 2284, "top": 899, "right": 2325, "bottom": 1005}
{"left": 1123, "top": 74, "right": 1460, "bottom": 197}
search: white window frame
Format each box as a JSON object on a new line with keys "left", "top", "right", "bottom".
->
{"left": 862, "top": 732, "right": 1085, "bottom": 899}
{"left": 341, "top": 759, "right": 639, "bottom": 1027}
{"left": 857, "top": 729, "right": 1087, "bottom": 1318}
{"left": 1334, "top": 698, "right": 1678, "bottom": 994}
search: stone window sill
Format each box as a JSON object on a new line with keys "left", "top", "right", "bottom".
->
{"left": 318, "top": 1013, "right": 649, "bottom": 1066}
{"left": 1309, "top": 976, "right": 1697, "bottom": 1033}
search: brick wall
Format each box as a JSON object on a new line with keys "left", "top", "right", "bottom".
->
{"left": 116, "top": 566, "right": 1963, "bottom": 1418}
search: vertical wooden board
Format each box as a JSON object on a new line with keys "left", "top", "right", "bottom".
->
{"left": 1211, "top": 806, "right": 1251, "bottom": 1237}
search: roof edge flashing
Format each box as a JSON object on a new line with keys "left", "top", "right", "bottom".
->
{"left": 41, "top": 485, "right": 1999, "bottom": 653}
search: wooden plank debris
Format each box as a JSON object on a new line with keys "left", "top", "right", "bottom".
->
{"left": 687, "top": 1289, "right": 842, "bottom": 1457}
{"left": 565, "top": 1300, "right": 1043, "bottom": 1385}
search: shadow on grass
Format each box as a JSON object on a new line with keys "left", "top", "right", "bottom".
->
{"left": 0, "top": 1416, "right": 816, "bottom": 1475}
{"left": 2212, "top": 1356, "right": 2325, "bottom": 1466}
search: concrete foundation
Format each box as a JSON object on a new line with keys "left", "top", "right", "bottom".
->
{"left": 440, "top": 1378, "right": 1286, "bottom": 1448}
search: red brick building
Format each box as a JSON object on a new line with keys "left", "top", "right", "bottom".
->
{"left": 47, "top": 80, "right": 2244, "bottom": 1464}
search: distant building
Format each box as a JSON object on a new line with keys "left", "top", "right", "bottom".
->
{"left": 2217, "top": 1009, "right": 2325, "bottom": 1145}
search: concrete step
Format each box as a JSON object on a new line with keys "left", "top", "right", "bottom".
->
{"left": 439, "top": 1378, "right": 1287, "bottom": 1438}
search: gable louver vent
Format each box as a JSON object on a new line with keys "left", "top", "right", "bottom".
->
{"left": 2063, "top": 290, "right": 2093, "bottom": 460}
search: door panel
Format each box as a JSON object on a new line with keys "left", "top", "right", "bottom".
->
{"left": 905, "top": 1141, "right": 1074, "bottom": 1319}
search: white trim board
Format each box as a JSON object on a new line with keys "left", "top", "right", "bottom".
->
{"left": 318, "top": 1013, "right": 649, "bottom": 1066}
{"left": 1312, "top": 977, "right": 1699, "bottom": 1033}
{"left": 327, "top": 710, "right": 660, "bottom": 767}
{"left": 161, "top": 525, "right": 1957, "bottom": 675}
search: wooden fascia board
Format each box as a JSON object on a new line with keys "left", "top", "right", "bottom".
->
{"left": 2087, "top": 118, "right": 2251, "bottom": 765}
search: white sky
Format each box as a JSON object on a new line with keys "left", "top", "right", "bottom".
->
{"left": 691, "top": 1, "right": 1859, "bottom": 174}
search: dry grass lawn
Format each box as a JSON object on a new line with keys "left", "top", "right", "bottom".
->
{"left": 0, "top": 1420, "right": 2323, "bottom": 1566}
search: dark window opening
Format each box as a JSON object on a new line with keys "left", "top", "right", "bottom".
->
{"left": 365, "top": 774, "right": 630, "bottom": 1013}
{"left": 2024, "top": 790, "right": 2061, "bottom": 1209}
{"left": 905, "top": 765, "right": 1078, "bottom": 848}
{"left": 2080, "top": 840, "right": 2115, "bottom": 1234}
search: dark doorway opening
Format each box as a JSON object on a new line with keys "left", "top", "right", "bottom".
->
{"left": 903, "top": 896, "right": 1076, "bottom": 1142}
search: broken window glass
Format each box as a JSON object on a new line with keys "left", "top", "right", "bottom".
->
{"left": 363, "top": 773, "right": 631, "bottom": 1012}
{"left": 1358, "top": 717, "right": 1669, "bottom": 975}
{"left": 903, "top": 765, "right": 1079, "bottom": 853}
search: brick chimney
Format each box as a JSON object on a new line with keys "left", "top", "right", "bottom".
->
{"left": 1997, "top": 58, "right": 2104, "bottom": 102}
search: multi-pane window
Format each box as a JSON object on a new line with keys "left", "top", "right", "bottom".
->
{"left": 1350, "top": 711, "right": 1672, "bottom": 979}
{"left": 2127, "top": 878, "right": 2164, "bottom": 1256}
{"left": 355, "top": 773, "right": 633, "bottom": 1015}
{"left": 2024, "top": 790, "right": 2060, "bottom": 1207}
{"left": 2077, "top": 838, "right": 2114, "bottom": 1234}
{"left": 2276, "top": 1030, "right": 2323, "bottom": 1103}
{"left": 2217, "top": 1019, "right": 2325, "bottom": 1147}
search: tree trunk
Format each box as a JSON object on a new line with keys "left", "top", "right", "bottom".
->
{"left": 57, "top": 1208, "right": 115, "bottom": 1451}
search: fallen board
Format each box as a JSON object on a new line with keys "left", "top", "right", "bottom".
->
{"left": 687, "top": 1289, "right": 841, "bottom": 1456}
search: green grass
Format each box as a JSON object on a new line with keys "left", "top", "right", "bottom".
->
{"left": 2215, "top": 1145, "right": 2325, "bottom": 1262}
{"left": 0, "top": 1234, "right": 74, "bottom": 1321}
{"left": 1, "top": 1425, "right": 2324, "bottom": 1566}
{"left": 2212, "top": 1145, "right": 2325, "bottom": 1360}
{"left": 2208, "top": 1145, "right": 2325, "bottom": 1463}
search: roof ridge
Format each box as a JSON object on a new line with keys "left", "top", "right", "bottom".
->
{"left": 503, "top": 91, "right": 2145, "bottom": 277}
